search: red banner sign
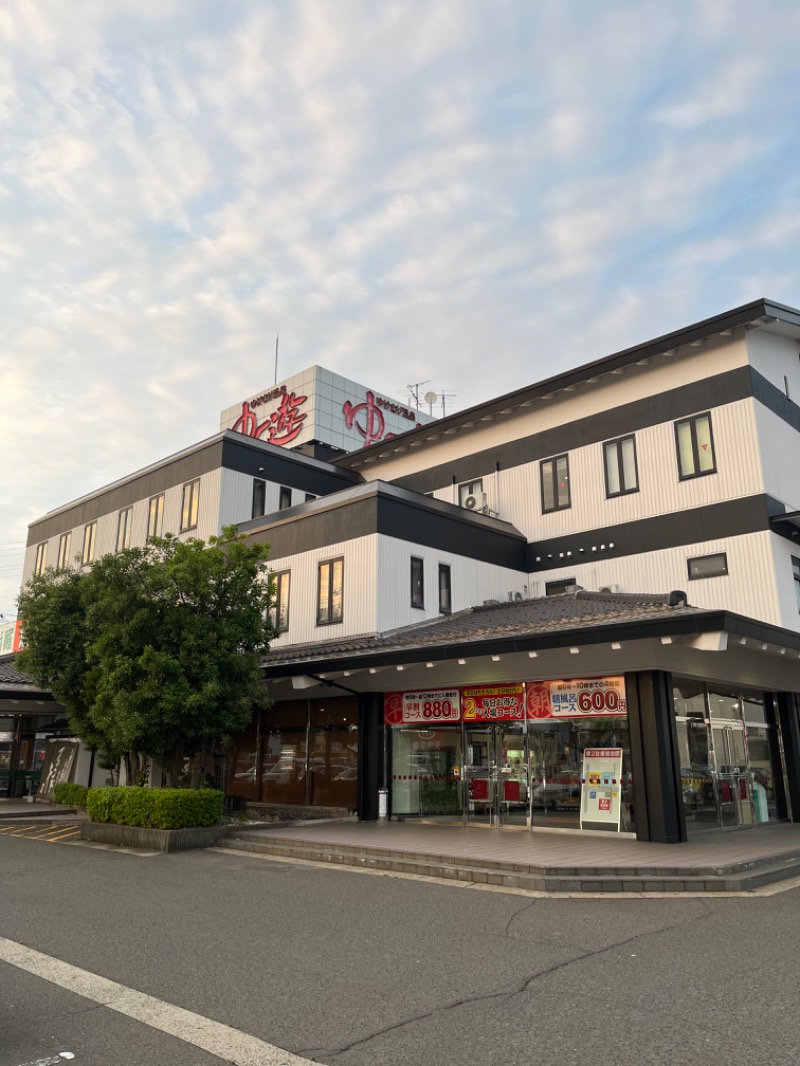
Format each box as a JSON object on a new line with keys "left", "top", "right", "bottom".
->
{"left": 384, "top": 690, "right": 461, "bottom": 725}
{"left": 526, "top": 677, "right": 626, "bottom": 719}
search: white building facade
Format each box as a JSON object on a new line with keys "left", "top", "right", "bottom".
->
{"left": 9, "top": 299, "right": 800, "bottom": 845}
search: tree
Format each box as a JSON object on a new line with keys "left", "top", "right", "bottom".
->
{"left": 17, "top": 527, "right": 276, "bottom": 786}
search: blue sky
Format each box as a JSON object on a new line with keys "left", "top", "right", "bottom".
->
{"left": 1, "top": 0, "right": 799, "bottom": 613}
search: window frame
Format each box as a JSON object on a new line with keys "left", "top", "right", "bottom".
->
{"left": 317, "top": 557, "right": 344, "bottom": 626}
{"left": 81, "top": 521, "right": 97, "bottom": 566}
{"left": 252, "top": 478, "right": 267, "bottom": 520}
{"left": 603, "top": 435, "right": 639, "bottom": 498}
{"left": 270, "top": 570, "right": 291, "bottom": 632}
{"left": 279, "top": 486, "right": 292, "bottom": 510}
{"left": 116, "top": 507, "right": 132, "bottom": 552}
{"left": 56, "top": 532, "right": 72, "bottom": 570}
{"left": 411, "top": 556, "right": 424, "bottom": 609}
{"left": 545, "top": 577, "right": 576, "bottom": 596}
{"left": 674, "top": 412, "right": 717, "bottom": 481}
{"left": 438, "top": 563, "right": 452, "bottom": 615}
{"left": 147, "top": 493, "right": 165, "bottom": 541}
{"left": 180, "top": 479, "right": 200, "bottom": 532}
{"left": 687, "top": 552, "right": 728, "bottom": 580}
{"left": 792, "top": 556, "right": 800, "bottom": 613}
{"left": 34, "top": 542, "right": 47, "bottom": 576}
{"left": 540, "top": 454, "right": 571, "bottom": 513}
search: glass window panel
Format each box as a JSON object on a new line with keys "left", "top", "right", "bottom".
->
{"left": 695, "top": 415, "right": 714, "bottom": 472}
{"left": 391, "top": 727, "right": 463, "bottom": 817}
{"left": 604, "top": 442, "right": 620, "bottom": 496}
{"left": 793, "top": 556, "right": 800, "bottom": 612}
{"left": 676, "top": 421, "right": 695, "bottom": 477}
{"left": 620, "top": 436, "right": 637, "bottom": 490}
{"left": 318, "top": 564, "right": 330, "bottom": 623}
{"left": 260, "top": 730, "right": 307, "bottom": 805}
{"left": 411, "top": 557, "right": 424, "bottom": 608}
{"left": 439, "top": 564, "right": 451, "bottom": 613}
{"left": 57, "top": 532, "right": 72, "bottom": 569}
{"left": 82, "top": 522, "right": 96, "bottom": 565}
{"left": 688, "top": 553, "right": 728, "bottom": 579}
{"left": 331, "top": 559, "right": 343, "bottom": 622}
{"left": 35, "top": 543, "right": 47, "bottom": 575}
{"left": 541, "top": 460, "right": 555, "bottom": 511}
{"left": 556, "top": 455, "right": 570, "bottom": 508}
{"left": 252, "top": 479, "right": 266, "bottom": 519}
{"left": 147, "top": 494, "right": 164, "bottom": 540}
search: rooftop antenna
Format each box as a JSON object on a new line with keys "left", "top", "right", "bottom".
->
{"left": 273, "top": 334, "right": 279, "bottom": 385}
{"left": 406, "top": 381, "right": 429, "bottom": 409}
{"left": 438, "top": 389, "right": 456, "bottom": 417}
{"left": 424, "top": 390, "right": 438, "bottom": 415}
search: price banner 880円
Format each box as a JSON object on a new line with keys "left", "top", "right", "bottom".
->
{"left": 384, "top": 690, "right": 461, "bottom": 725}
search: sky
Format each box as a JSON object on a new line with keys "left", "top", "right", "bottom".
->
{"left": 1, "top": 0, "right": 800, "bottom": 615}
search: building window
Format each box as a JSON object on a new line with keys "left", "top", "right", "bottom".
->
{"left": 687, "top": 552, "right": 728, "bottom": 579}
{"left": 675, "top": 413, "right": 716, "bottom": 480}
{"left": 545, "top": 577, "right": 576, "bottom": 596}
{"left": 34, "top": 542, "right": 47, "bottom": 576}
{"left": 604, "top": 436, "right": 638, "bottom": 497}
{"left": 411, "top": 557, "right": 424, "bottom": 609}
{"left": 56, "top": 532, "right": 72, "bottom": 570}
{"left": 180, "top": 480, "right": 200, "bottom": 531}
{"left": 116, "top": 507, "right": 132, "bottom": 552}
{"left": 270, "top": 570, "right": 291, "bottom": 632}
{"left": 305, "top": 493, "right": 317, "bottom": 503}
{"left": 82, "top": 521, "right": 96, "bottom": 566}
{"left": 458, "top": 479, "right": 484, "bottom": 510}
{"left": 252, "top": 479, "right": 266, "bottom": 519}
{"left": 793, "top": 557, "right": 800, "bottom": 613}
{"left": 438, "top": 564, "right": 452, "bottom": 614}
{"left": 147, "top": 494, "right": 165, "bottom": 540}
{"left": 541, "top": 454, "right": 570, "bottom": 512}
{"left": 279, "top": 486, "right": 292, "bottom": 510}
{"left": 317, "top": 558, "right": 344, "bottom": 625}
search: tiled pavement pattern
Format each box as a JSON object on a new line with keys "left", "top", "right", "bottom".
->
{"left": 218, "top": 820, "right": 800, "bottom": 894}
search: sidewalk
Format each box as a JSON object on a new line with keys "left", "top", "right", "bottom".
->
{"left": 217, "top": 819, "right": 800, "bottom": 893}
{"left": 0, "top": 798, "right": 83, "bottom": 820}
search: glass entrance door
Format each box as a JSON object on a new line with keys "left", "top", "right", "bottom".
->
{"left": 464, "top": 724, "right": 527, "bottom": 828}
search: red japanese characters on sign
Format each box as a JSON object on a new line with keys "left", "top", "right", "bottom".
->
{"left": 462, "top": 685, "right": 525, "bottom": 722}
{"left": 343, "top": 391, "right": 389, "bottom": 447}
{"left": 232, "top": 391, "right": 309, "bottom": 446}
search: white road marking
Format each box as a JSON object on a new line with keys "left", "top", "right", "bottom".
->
{"left": 17, "top": 1054, "right": 74, "bottom": 1065}
{"left": 0, "top": 937, "right": 314, "bottom": 1066}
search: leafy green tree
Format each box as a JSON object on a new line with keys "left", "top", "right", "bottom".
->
{"left": 18, "top": 527, "right": 276, "bottom": 786}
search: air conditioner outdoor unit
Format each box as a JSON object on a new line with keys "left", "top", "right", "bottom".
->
{"left": 508, "top": 591, "right": 525, "bottom": 602}
{"left": 464, "top": 492, "right": 489, "bottom": 512}
{"left": 599, "top": 584, "right": 622, "bottom": 594}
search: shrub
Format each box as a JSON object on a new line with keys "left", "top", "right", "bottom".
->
{"left": 86, "top": 787, "right": 224, "bottom": 829}
{"left": 53, "top": 782, "right": 89, "bottom": 808}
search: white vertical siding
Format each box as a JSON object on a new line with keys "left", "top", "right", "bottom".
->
{"left": 528, "top": 530, "right": 782, "bottom": 628}
{"left": 375, "top": 536, "right": 528, "bottom": 632}
{"left": 267, "top": 535, "right": 378, "bottom": 648}
{"left": 220, "top": 469, "right": 315, "bottom": 528}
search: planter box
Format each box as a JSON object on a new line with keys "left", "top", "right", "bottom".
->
{"left": 80, "top": 821, "right": 231, "bottom": 852}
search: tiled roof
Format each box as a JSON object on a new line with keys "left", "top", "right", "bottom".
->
{"left": 0, "top": 655, "right": 45, "bottom": 688}
{"left": 264, "top": 590, "right": 705, "bottom": 667}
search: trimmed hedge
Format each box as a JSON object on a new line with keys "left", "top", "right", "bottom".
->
{"left": 86, "top": 787, "right": 224, "bottom": 830}
{"left": 53, "top": 782, "right": 89, "bottom": 808}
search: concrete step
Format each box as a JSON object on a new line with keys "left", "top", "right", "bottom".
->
{"left": 216, "top": 833, "right": 800, "bottom": 894}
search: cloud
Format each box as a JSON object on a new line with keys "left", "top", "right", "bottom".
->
{"left": 2, "top": 0, "right": 800, "bottom": 613}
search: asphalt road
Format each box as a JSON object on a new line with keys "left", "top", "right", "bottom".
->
{"left": 1, "top": 833, "right": 799, "bottom": 1066}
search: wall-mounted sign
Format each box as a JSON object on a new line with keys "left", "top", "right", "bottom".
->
{"left": 579, "top": 748, "right": 623, "bottom": 830}
{"left": 384, "top": 690, "right": 461, "bottom": 725}
{"left": 221, "top": 367, "right": 436, "bottom": 455}
{"left": 526, "top": 677, "right": 626, "bottom": 719}
{"left": 462, "top": 685, "right": 524, "bottom": 722}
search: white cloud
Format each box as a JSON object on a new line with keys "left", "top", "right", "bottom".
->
{"left": 2, "top": 0, "right": 800, "bottom": 613}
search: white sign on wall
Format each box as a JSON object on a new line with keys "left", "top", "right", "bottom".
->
{"left": 579, "top": 748, "right": 624, "bottom": 830}
{"left": 220, "top": 365, "right": 436, "bottom": 455}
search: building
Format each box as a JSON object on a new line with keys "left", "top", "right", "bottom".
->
{"left": 10, "top": 298, "right": 800, "bottom": 844}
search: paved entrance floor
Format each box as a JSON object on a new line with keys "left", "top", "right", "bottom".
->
{"left": 221, "top": 819, "right": 800, "bottom": 892}
{"left": 0, "top": 798, "right": 82, "bottom": 820}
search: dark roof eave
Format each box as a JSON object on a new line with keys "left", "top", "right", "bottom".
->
{"left": 263, "top": 609, "right": 797, "bottom": 678}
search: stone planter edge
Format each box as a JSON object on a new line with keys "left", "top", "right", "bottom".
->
{"left": 80, "top": 821, "right": 232, "bottom": 852}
